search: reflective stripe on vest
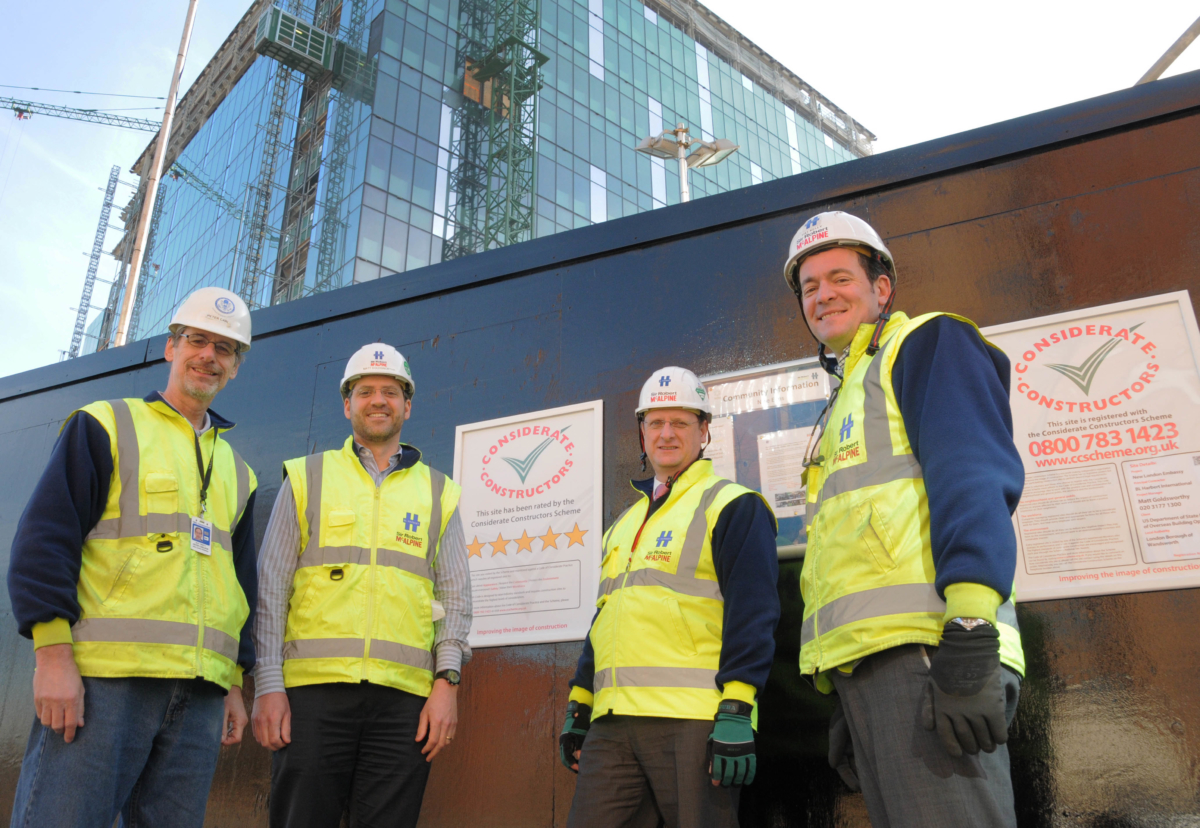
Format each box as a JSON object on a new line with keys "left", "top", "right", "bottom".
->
{"left": 73, "top": 617, "right": 240, "bottom": 663}
{"left": 800, "top": 583, "right": 1019, "bottom": 646}
{"left": 593, "top": 665, "right": 719, "bottom": 692}
{"left": 282, "top": 638, "right": 435, "bottom": 672}
{"left": 801, "top": 314, "right": 1025, "bottom": 679}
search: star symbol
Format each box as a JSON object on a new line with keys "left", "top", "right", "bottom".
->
{"left": 539, "top": 526, "right": 561, "bottom": 551}
{"left": 491, "top": 532, "right": 510, "bottom": 556}
{"left": 514, "top": 530, "right": 535, "bottom": 553}
{"left": 565, "top": 523, "right": 588, "bottom": 547}
{"left": 466, "top": 536, "right": 485, "bottom": 559}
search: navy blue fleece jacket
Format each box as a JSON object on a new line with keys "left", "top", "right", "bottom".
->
{"left": 6, "top": 392, "right": 259, "bottom": 676}
{"left": 889, "top": 315, "right": 1024, "bottom": 604}
{"left": 569, "top": 477, "right": 781, "bottom": 708}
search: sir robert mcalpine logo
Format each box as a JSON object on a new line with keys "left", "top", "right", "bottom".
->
{"left": 395, "top": 511, "right": 425, "bottom": 548}
{"left": 649, "top": 375, "right": 678, "bottom": 405}
{"left": 370, "top": 350, "right": 388, "bottom": 368}
{"left": 1013, "top": 320, "right": 1159, "bottom": 413}
{"left": 796, "top": 215, "right": 829, "bottom": 252}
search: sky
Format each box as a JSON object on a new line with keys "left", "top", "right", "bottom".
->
{"left": 2, "top": 1, "right": 1199, "bottom": 379}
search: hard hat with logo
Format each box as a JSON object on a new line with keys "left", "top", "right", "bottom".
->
{"left": 782, "top": 211, "right": 896, "bottom": 295}
{"left": 340, "top": 343, "right": 415, "bottom": 398}
{"left": 169, "top": 286, "right": 252, "bottom": 351}
{"left": 636, "top": 366, "right": 711, "bottom": 421}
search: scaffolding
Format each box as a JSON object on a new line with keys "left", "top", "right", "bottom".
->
{"left": 446, "top": 0, "right": 546, "bottom": 257}
{"left": 68, "top": 165, "right": 121, "bottom": 358}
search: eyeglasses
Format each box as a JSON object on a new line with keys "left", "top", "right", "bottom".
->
{"left": 643, "top": 417, "right": 700, "bottom": 433}
{"left": 178, "top": 333, "right": 238, "bottom": 358}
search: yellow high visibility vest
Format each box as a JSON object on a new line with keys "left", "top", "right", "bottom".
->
{"left": 590, "top": 460, "right": 775, "bottom": 721}
{"left": 802, "top": 312, "right": 1025, "bottom": 690}
{"left": 70, "top": 397, "right": 255, "bottom": 690}
{"left": 282, "top": 437, "right": 460, "bottom": 697}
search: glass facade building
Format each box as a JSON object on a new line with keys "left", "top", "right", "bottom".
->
{"left": 86, "top": 0, "right": 870, "bottom": 351}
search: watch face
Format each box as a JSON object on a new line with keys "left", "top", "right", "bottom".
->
{"left": 439, "top": 670, "right": 461, "bottom": 685}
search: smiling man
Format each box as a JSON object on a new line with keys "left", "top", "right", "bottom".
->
{"left": 559, "top": 367, "right": 779, "bottom": 828}
{"left": 251, "top": 343, "right": 470, "bottom": 828}
{"left": 7, "top": 287, "right": 258, "bottom": 828}
{"left": 784, "top": 212, "right": 1026, "bottom": 827}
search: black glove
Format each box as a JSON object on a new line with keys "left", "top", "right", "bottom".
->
{"left": 559, "top": 700, "right": 592, "bottom": 772}
{"left": 828, "top": 698, "right": 860, "bottom": 791}
{"left": 707, "top": 700, "right": 756, "bottom": 786}
{"left": 921, "top": 623, "right": 1009, "bottom": 757}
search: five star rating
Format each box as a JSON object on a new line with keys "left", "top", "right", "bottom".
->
{"left": 467, "top": 523, "right": 589, "bottom": 558}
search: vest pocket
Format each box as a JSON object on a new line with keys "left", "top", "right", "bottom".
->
{"left": 144, "top": 472, "right": 178, "bottom": 516}
{"left": 101, "top": 549, "right": 145, "bottom": 608}
{"left": 324, "top": 509, "right": 356, "bottom": 548}
{"left": 859, "top": 501, "right": 897, "bottom": 572}
{"left": 663, "top": 595, "right": 698, "bottom": 657}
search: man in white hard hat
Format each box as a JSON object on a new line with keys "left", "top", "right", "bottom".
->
{"left": 251, "top": 343, "right": 471, "bottom": 828}
{"left": 7, "top": 286, "right": 258, "bottom": 827}
{"left": 559, "top": 367, "right": 780, "bottom": 828}
{"left": 783, "top": 211, "right": 1026, "bottom": 826}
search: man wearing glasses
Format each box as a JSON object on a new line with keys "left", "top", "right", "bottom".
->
{"left": 7, "top": 287, "right": 258, "bottom": 828}
{"left": 559, "top": 366, "right": 780, "bottom": 828}
{"left": 784, "top": 212, "right": 1025, "bottom": 827}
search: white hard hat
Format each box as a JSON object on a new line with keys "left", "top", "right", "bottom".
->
{"left": 169, "top": 287, "right": 252, "bottom": 351}
{"left": 340, "top": 343, "right": 415, "bottom": 398}
{"left": 783, "top": 211, "right": 896, "bottom": 294}
{"left": 636, "top": 366, "right": 711, "bottom": 420}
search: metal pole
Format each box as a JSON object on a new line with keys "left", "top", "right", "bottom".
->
{"left": 675, "top": 124, "right": 690, "bottom": 203}
{"left": 1136, "top": 14, "right": 1200, "bottom": 85}
{"left": 229, "top": 183, "right": 252, "bottom": 290}
{"left": 113, "top": 0, "right": 201, "bottom": 347}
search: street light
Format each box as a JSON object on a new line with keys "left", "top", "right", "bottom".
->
{"left": 634, "top": 123, "right": 739, "bottom": 203}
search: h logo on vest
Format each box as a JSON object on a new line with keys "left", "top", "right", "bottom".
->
{"left": 403, "top": 512, "right": 421, "bottom": 532}
{"left": 839, "top": 414, "right": 854, "bottom": 441}
{"left": 655, "top": 530, "right": 673, "bottom": 548}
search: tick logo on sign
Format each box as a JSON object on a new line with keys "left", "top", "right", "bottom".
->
{"left": 1044, "top": 322, "right": 1144, "bottom": 394}
{"left": 839, "top": 414, "right": 854, "bottom": 441}
{"left": 214, "top": 296, "right": 236, "bottom": 314}
{"left": 659, "top": 375, "right": 672, "bottom": 387}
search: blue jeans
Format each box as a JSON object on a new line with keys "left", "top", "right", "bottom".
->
{"left": 9, "top": 676, "right": 226, "bottom": 828}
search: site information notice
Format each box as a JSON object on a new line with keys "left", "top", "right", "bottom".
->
{"left": 984, "top": 291, "right": 1200, "bottom": 601}
{"left": 454, "top": 401, "right": 603, "bottom": 647}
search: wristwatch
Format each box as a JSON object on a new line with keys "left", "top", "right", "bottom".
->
{"left": 435, "top": 669, "right": 461, "bottom": 686}
{"left": 948, "top": 617, "right": 993, "bottom": 631}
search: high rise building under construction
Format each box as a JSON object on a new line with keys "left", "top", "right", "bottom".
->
{"left": 85, "top": 0, "right": 873, "bottom": 352}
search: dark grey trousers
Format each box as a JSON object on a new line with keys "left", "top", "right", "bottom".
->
{"left": 567, "top": 715, "right": 740, "bottom": 828}
{"left": 831, "top": 644, "right": 1021, "bottom": 828}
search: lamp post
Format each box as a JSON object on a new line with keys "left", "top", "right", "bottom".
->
{"left": 634, "top": 123, "right": 739, "bottom": 203}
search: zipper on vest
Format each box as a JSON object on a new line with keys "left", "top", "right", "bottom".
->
{"left": 610, "top": 497, "right": 653, "bottom": 693}
{"left": 362, "top": 484, "right": 383, "bottom": 680}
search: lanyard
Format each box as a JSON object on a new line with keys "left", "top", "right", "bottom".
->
{"left": 193, "top": 426, "right": 221, "bottom": 517}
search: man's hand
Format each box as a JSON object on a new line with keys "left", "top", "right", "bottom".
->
{"left": 222, "top": 686, "right": 249, "bottom": 746}
{"left": 707, "top": 700, "right": 756, "bottom": 787}
{"left": 417, "top": 678, "right": 458, "bottom": 762}
{"left": 558, "top": 700, "right": 592, "bottom": 773}
{"left": 252, "top": 691, "right": 291, "bottom": 750}
{"left": 921, "top": 623, "right": 1009, "bottom": 757}
{"left": 33, "top": 643, "right": 85, "bottom": 743}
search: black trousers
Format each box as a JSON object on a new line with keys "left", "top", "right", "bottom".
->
{"left": 270, "top": 682, "right": 431, "bottom": 828}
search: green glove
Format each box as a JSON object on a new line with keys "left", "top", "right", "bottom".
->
{"left": 559, "top": 700, "right": 592, "bottom": 773}
{"left": 707, "top": 700, "right": 756, "bottom": 786}
{"left": 921, "top": 623, "right": 1009, "bottom": 757}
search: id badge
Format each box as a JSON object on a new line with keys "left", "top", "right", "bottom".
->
{"left": 190, "top": 516, "right": 213, "bottom": 555}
